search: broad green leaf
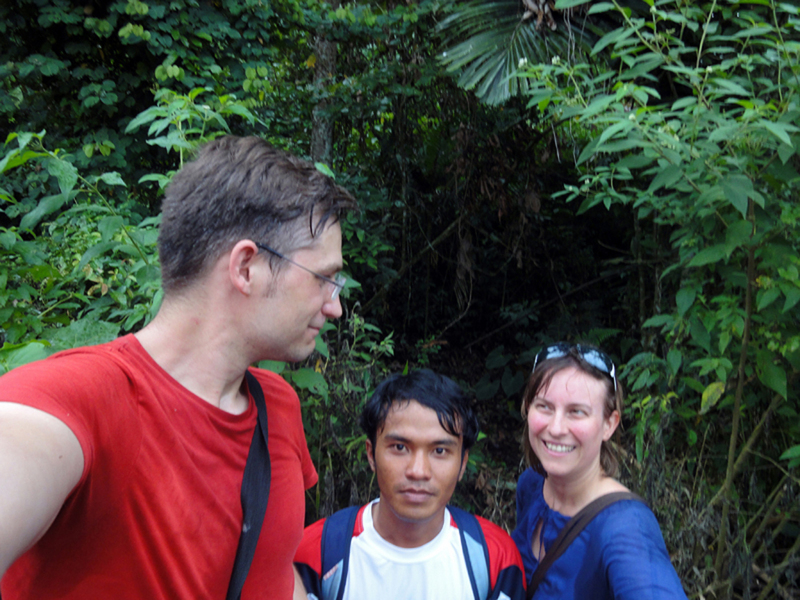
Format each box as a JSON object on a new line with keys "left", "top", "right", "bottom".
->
{"left": 98, "top": 216, "right": 124, "bottom": 243}
{"left": 43, "top": 157, "right": 79, "bottom": 195}
{"left": 700, "top": 381, "right": 725, "bottom": 415}
{"left": 689, "top": 316, "right": 711, "bottom": 353}
{"left": 41, "top": 319, "right": 120, "bottom": 351}
{"left": 688, "top": 245, "right": 727, "bottom": 267}
{"left": 501, "top": 367, "right": 525, "bottom": 396}
{"left": 760, "top": 120, "right": 799, "bottom": 146}
{"left": 555, "top": 0, "right": 592, "bottom": 8}
{"left": 486, "top": 345, "right": 510, "bottom": 369}
{"left": 648, "top": 164, "right": 682, "bottom": 193}
{"left": 577, "top": 137, "right": 601, "bottom": 165}
{"left": 587, "top": 3, "right": 615, "bottom": 15}
{"left": 581, "top": 94, "right": 616, "bottom": 120}
{"left": 0, "top": 231, "right": 16, "bottom": 250}
{"left": 620, "top": 56, "right": 665, "bottom": 81}
{"left": 77, "top": 241, "right": 119, "bottom": 270}
{"left": 671, "top": 97, "right": 697, "bottom": 110}
{"left": 757, "top": 350, "right": 787, "bottom": 399}
{"left": 780, "top": 444, "right": 800, "bottom": 461}
{"left": 592, "top": 27, "right": 635, "bottom": 56}
{"left": 576, "top": 195, "right": 603, "bottom": 215}
{"left": 615, "top": 154, "right": 654, "bottom": 170}
{"left": 597, "top": 119, "right": 634, "bottom": 147}
{"left": 733, "top": 25, "right": 775, "bottom": 39}
{"left": 475, "top": 376, "right": 500, "bottom": 401}
{"left": 642, "top": 314, "right": 673, "bottom": 328}
{"left": 721, "top": 174, "right": 752, "bottom": 218}
{"left": 709, "top": 78, "right": 750, "bottom": 96}
{"left": 19, "top": 192, "right": 70, "bottom": 231}
{"left": 676, "top": 288, "right": 695, "bottom": 316}
{"left": 0, "top": 341, "right": 52, "bottom": 374}
{"left": 314, "top": 333, "right": 329, "bottom": 358}
{"left": 725, "top": 219, "right": 752, "bottom": 255}
{"left": 97, "top": 172, "right": 126, "bottom": 187}
{"left": 257, "top": 360, "right": 285, "bottom": 374}
{"left": 782, "top": 286, "right": 800, "bottom": 313}
{"left": 314, "top": 162, "right": 335, "bottom": 178}
{"left": 756, "top": 287, "right": 781, "bottom": 311}
{"left": 667, "top": 349, "right": 682, "bottom": 376}
{"left": 599, "top": 138, "right": 648, "bottom": 153}
{"left": 777, "top": 143, "right": 796, "bottom": 164}
{"left": 289, "top": 367, "right": 328, "bottom": 394}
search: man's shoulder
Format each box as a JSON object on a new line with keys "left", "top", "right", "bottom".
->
{"left": 2, "top": 335, "right": 140, "bottom": 386}
{"left": 453, "top": 510, "right": 523, "bottom": 573}
{"left": 247, "top": 367, "right": 299, "bottom": 398}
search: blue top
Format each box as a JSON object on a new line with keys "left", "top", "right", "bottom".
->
{"left": 512, "top": 468, "right": 688, "bottom": 600}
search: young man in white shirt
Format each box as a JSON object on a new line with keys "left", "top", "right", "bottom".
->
{"left": 295, "top": 369, "right": 526, "bottom": 600}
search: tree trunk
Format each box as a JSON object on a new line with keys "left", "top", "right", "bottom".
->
{"left": 310, "top": 0, "right": 339, "bottom": 164}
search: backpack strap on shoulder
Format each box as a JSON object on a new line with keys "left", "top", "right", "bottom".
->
{"left": 526, "top": 491, "right": 646, "bottom": 599}
{"left": 226, "top": 371, "right": 271, "bottom": 600}
{"left": 320, "top": 505, "right": 361, "bottom": 600}
{"left": 449, "top": 505, "right": 490, "bottom": 600}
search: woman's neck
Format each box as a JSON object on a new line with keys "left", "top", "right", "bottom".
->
{"left": 543, "top": 468, "right": 609, "bottom": 517}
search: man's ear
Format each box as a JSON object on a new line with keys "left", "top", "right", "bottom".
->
{"left": 365, "top": 439, "right": 376, "bottom": 473}
{"left": 228, "top": 240, "right": 262, "bottom": 295}
{"left": 458, "top": 449, "right": 469, "bottom": 481}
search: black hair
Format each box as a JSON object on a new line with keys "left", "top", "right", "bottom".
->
{"left": 361, "top": 369, "right": 480, "bottom": 457}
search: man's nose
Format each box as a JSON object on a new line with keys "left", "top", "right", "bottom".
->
{"left": 406, "top": 451, "right": 432, "bottom": 480}
{"left": 322, "top": 294, "right": 343, "bottom": 319}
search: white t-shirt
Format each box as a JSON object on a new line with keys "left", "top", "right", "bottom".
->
{"left": 342, "top": 499, "right": 473, "bottom": 600}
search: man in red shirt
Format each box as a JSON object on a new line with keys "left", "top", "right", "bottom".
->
{"left": 0, "top": 136, "right": 357, "bottom": 599}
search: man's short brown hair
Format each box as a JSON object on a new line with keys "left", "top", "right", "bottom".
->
{"left": 158, "top": 136, "right": 357, "bottom": 293}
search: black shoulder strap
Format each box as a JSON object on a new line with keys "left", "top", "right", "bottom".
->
{"left": 449, "top": 506, "right": 491, "bottom": 600}
{"left": 526, "top": 491, "right": 645, "bottom": 599}
{"left": 226, "top": 370, "right": 272, "bottom": 600}
{"left": 320, "top": 505, "right": 361, "bottom": 600}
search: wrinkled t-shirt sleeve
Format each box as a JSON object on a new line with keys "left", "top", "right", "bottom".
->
{"left": 599, "top": 501, "right": 689, "bottom": 600}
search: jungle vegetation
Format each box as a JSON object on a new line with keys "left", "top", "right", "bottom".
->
{"left": 1, "top": 0, "right": 798, "bottom": 597}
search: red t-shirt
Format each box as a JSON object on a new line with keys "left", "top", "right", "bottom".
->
{"left": 0, "top": 335, "right": 317, "bottom": 599}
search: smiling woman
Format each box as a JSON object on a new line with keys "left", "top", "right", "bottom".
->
{"left": 511, "top": 343, "right": 688, "bottom": 600}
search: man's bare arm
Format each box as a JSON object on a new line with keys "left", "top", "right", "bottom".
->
{"left": 0, "top": 402, "right": 84, "bottom": 577}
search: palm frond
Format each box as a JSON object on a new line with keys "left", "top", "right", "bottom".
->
{"left": 437, "top": 0, "right": 601, "bottom": 105}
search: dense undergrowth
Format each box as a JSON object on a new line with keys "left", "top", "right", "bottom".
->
{"left": 1, "top": 1, "right": 799, "bottom": 598}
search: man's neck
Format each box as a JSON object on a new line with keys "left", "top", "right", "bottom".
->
{"left": 134, "top": 298, "right": 251, "bottom": 415}
{"left": 370, "top": 500, "right": 446, "bottom": 549}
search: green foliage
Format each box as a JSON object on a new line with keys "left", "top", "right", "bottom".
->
{"left": 126, "top": 86, "right": 263, "bottom": 178}
{"left": 437, "top": 0, "right": 597, "bottom": 105}
{"left": 0, "top": 131, "right": 161, "bottom": 362}
{"left": 4, "top": 0, "right": 798, "bottom": 593}
{"left": 261, "top": 312, "right": 396, "bottom": 520}
{"left": 0, "top": 0, "right": 284, "bottom": 183}
{"left": 518, "top": 0, "right": 800, "bottom": 593}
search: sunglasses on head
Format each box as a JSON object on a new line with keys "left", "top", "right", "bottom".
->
{"left": 532, "top": 342, "right": 618, "bottom": 392}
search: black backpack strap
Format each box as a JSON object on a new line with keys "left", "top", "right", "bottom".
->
{"left": 449, "top": 506, "right": 491, "bottom": 600}
{"left": 226, "top": 371, "right": 272, "bottom": 600}
{"left": 526, "top": 491, "right": 645, "bottom": 599}
{"left": 320, "top": 505, "right": 361, "bottom": 600}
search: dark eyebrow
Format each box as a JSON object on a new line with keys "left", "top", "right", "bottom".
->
{"left": 383, "top": 434, "right": 411, "bottom": 444}
{"left": 383, "top": 434, "right": 460, "bottom": 447}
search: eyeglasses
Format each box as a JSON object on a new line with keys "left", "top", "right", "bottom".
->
{"left": 532, "top": 342, "right": 617, "bottom": 392}
{"left": 255, "top": 243, "right": 346, "bottom": 301}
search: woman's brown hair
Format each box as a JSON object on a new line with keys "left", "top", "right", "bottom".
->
{"left": 520, "top": 351, "right": 623, "bottom": 477}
